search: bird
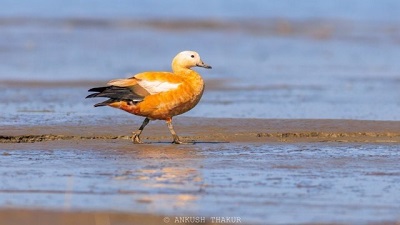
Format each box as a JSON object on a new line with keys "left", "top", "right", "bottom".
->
{"left": 86, "top": 51, "right": 212, "bottom": 144}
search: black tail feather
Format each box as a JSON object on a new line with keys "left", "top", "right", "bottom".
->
{"left": 86, "top": 92, "right": 101, "bottom": 98}
{"left": 88, "top": 86, "right": 108, "bottom": 93}
{"left": 94, "top": 99, "right": 116, "bottom": 107}
{"left": 86, "top": 86, "right": 144, "bottom": 107}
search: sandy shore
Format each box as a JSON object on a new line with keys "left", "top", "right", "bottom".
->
{"left": 1, "top": 118, "right": 400, "bottom": 144}
{"left": 0, "top": 208, "right": 177, "bottom": 225}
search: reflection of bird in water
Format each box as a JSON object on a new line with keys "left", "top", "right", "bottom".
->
{"left": 86, "top": 51, "right": 211, "bottom": 144}
{"left": 134, "top": 167, "right": 202, "bottom": 208}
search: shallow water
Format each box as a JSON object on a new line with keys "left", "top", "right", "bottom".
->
{"left": 1, "top": 142, "right": 400, "bottom": 224}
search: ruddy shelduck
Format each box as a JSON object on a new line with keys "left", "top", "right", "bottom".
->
{"left": 86, "top": 51, "right": 211, "bottom": 144}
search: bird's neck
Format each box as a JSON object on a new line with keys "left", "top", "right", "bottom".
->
{"left": 171, "top": 61, "right": 190, "bottom": 74}
{"left": 173, "top": 67, "right": 204, "bottom": 90}
{"left": 173, "top": 67, "right": 202, "bottom": 79}
{"left": 172, "top": 66, "right": 190, "bottom": 75}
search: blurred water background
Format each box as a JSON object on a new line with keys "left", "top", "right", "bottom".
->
{"left": 1, "top": 0, "right": 400, "bottom": 122}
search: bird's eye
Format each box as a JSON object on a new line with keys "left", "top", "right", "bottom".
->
{"left": 191, "top": 55, "right": 195, "bottom": 58}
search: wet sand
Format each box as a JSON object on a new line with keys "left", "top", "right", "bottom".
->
{"left": 0, "top": 208, "right": 184, "bottom": 225}
{"left": 1, "top": 118, "right": 400, "bottom": 225}
{"left": 1, "top": 118, "right": 400, "bottom": 144}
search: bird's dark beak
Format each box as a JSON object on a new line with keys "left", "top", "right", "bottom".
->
{"left": 196, "top": 61, "right": 212, "bottom": 69}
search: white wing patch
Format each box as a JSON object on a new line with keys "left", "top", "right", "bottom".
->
{"left": 138, "top": 80, "right": 181, "bottom": 95}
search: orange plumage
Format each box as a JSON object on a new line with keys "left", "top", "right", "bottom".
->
{"left": 86, "top": 51, "right": 211, "bottom": 144}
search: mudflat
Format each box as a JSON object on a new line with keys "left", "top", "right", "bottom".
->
{"left": 1, "top": 118, "right": 400, "bottom": 144}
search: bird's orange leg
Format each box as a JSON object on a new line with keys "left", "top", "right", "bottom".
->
{"left": 132, "top": 118, "right": 150, "bottom": 144}
{"left": 166, "top": 118, "right": 184, "bottom": 144}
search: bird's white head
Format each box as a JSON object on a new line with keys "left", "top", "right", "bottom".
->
{"left": 172, "top": 51, "right": 212, "bottom": 73}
